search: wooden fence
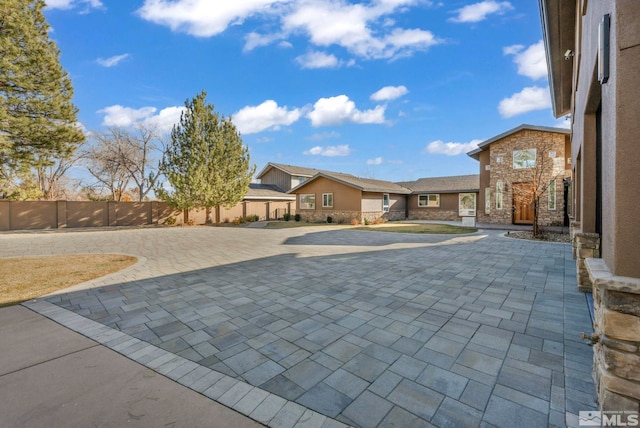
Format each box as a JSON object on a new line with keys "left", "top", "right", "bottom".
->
{"left": 0, "top": 199, "right": 294, "bottom": 231}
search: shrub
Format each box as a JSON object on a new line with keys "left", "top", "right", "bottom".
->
{"left": 223, "top": 217, "right": 230, "bottom": 223}
{"left": 373, "top": 217, "right": 387, "bottom": 225}
{"left": 232, "top": 217, "right": 246, "bottom": 225}
{"left": 326, "top": 216, "right": 333, "bottom": 224}
{"left": 186, "top": 219, "right": 195, "bottom": 226}
{"left": 364, "top": 218, "right": 370, "bottom": 225}
{"left": 283, "top": 212, "right": 291, "bottom": 221}
{"left": 245, "top": 214, "right": 259, "bottom": 222}
{"left": 294, "top": 213, "right": 301, "bottom": 222}
{"left": 351, "top": 218, "right": 359, "bottom": 226}
{"left": 165, "top": 216, "right": 177, "bottom": 225}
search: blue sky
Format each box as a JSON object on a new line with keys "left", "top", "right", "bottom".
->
{"left": 44, "top": 0, "right": 568, "bottom": 182}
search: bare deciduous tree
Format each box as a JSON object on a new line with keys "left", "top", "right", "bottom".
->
{"left": 83, "top": 124, "right": 165, "bottom": 201}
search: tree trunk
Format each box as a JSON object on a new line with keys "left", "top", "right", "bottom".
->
{"left": 183, "top": 208, "right": 189, "bottom": 225}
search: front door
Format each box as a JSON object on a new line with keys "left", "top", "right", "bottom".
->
{"left": 513, "top": 182, "right": 534, "bottom": 224}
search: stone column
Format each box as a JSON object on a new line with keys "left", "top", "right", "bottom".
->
{"left": 570, "top": 220, "right": 580, "bottom": 259}
{"left": 575, "top": 232, "right": 600, "bottom": 292}
{"left": 587, "top": 258, "right": 640, "bottom": 411}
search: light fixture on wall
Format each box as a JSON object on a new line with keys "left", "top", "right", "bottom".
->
{"left": 564, "top": 49, "right": 574, "bottom": 60}
{"left": 598, "top": 14, "right": 610, "bottom": 84}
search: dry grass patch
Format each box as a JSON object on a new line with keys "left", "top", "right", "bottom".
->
{"left": 0, "top": 254, "right": 137, "bottom": 307}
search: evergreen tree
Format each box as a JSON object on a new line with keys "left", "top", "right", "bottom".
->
{"left": 0, "top": 0, "right": 84, "bottom": 171}
{"left": 159, "top": 91, "right": 255, "bottom": 222}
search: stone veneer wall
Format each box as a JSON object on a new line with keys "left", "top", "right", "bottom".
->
{"left": 483, "top": 129, "right": 568, "bottom": 226}
{"left": 575, "top": 232, "right": 601, "bottom": 291}
{"left": 586, "top": 258, "right": 640, "bottom": 411}
{"left": 407, "top": 209, "right": 460, "bottom": 221}
{"left": 296, "top": 210, "right": 405, "bottom": 224}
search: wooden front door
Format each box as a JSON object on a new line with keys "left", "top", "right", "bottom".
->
{"left": 513, "top": 182, "right": 534, "bottom": 224}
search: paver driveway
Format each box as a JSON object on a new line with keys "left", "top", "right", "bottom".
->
{"left": 1, "top": 225, "right": 597, "bottom": 427}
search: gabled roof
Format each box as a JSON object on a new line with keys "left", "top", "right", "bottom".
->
{"left": 245, "top": 183, "right": 295, "bottom": 200}
{"left": 467, "top": 124, "right": 570, "bottom": 160}
{"left": 289, "top": 171, "right": 412, "bottom": 195}
{"left": 398, "top": 174, "right": 479, "bottom": 194}
{"left": 256, "top": 162, "right": 342, "bottom": 180}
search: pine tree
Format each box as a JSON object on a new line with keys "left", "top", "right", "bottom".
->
{"left": 159, "top": 91, "right": 255, "bottom": 222}
{"left": 0, "top": 0, "right": 84, "bottom": 171}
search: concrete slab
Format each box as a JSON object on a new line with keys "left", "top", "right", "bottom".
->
{"left": 0, "top": 306, "right": 260, "bottom": 428}
{"left": 0, "top": 305, "right": 96, "bottom": 375}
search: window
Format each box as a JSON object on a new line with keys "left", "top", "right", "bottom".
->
{"left": 548, "top": 179, "right": 556, "bottom": 210}
{"left": 383, "top": 194, "right": 390, "bottom": 212}
{"left": 496, "top": 181, "right": 503, "bottom": 210}
{"left": 322, "top": 193, "right": 333, "bottom": 208}
{"left": 513, "top": 149, "right": 537, "bottom": 169}
{"left": 459, "top": 193, "right": 476, "bottom": 216}
{"left": 299, "top": 194, "right": 315, "bottom": 209}
{"left": 418, "top": 194, "right": 439, "bottom": 207}
{"left": 485, "top": 188, "right": 491, "bottom": 214}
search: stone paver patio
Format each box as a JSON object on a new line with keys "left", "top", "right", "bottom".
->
{"left": 1, "top": 225, "right": 597, "bottom": 427}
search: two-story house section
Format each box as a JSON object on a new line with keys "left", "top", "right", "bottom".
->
{"left": 256, "top": 163, "right": 327, "bottom": 192}
{"left": 467, "top": 124, "right": 571, "bottom": 226}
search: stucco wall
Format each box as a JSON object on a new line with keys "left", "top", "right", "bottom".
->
{"left": 571, "top": 0, "right": 640, "bottom": 278}
{"left": 295, "top": 177, "right": 362, "bottom": 213}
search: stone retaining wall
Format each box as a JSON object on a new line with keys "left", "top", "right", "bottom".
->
{"left": 587, "top": 258, "right": 640, "bottom": 411}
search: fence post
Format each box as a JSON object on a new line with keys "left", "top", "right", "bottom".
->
{"left": 56, "top": 201, "right": 67, "bottom": 229}
{"left": 108, "top": 201, "right": 117, "bottom": 226}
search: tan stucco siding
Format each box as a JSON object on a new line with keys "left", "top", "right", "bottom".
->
{"left": 294, "top": 177, "right": 362, "bottom": 211}
{"left": 571, "top": 0, "right": 640, "bottom": 277}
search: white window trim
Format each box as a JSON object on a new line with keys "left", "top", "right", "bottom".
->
{"left": 418, "top": 194, "right": 440, "bottom": 208}
{"left": 322, "top": 193, "right": 333, "bottom": 208}
{"left": 383, "top": 194, "right": 390, "bottom": 213}
{"left": 548, "top": 179, "right": 557, "bottom": 210}
{"left": 299, "top": 194, "right": 315, "bottom": 210}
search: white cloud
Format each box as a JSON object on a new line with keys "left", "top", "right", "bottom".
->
{"left": 449, "top": 1, "right": 513, "bottom": 23}
{"left": 370, "top": 85, "right": 408, "bottom": 101}
{"left": 45, "top": 0, "right": 103, "bottom": 10}
{"left": 498, "top": 86, "right": 551, "bottom": 118}
{"left": 232, "top": 100, "right": 301, "bottom": 134}
{"left": 303, "top": 144, "right": 351, "bottom": 156}
{"left": 424, "top": 139, "right": 482, "bottom": 156}
{"left": 503, "top": 40, "right": 547, "bottom": 80}
{"left": 307, "top": 95, "right": 386, "bottom": 127}
{"left": 137, "top": 0, "right": 285, "bottom": 38}
{"left": 283, "top": 1, "right": 440, "bottom": 60}
{"left": 137, "top": 0, "right": 441, "bottom": 61}
{"left": 144, "top": 107, "right": 186, "bottom": 133}
{"left": 295, "top": 51, "right": 340, "bottom": 69}
{"left": 97, "top": 105, "right": 185, "bottom": 133}
{"left": 555, "top": 117, "right": 572, "bottom": 129}
{"left": 367, "top": 157, "right": 383, "bottom": 165}
{"left": 96, "top": 53, "right": 129, "bottom": 68}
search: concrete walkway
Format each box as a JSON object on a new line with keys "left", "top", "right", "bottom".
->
{"left": 0, "top": 225, "right": 597, "bottom": 427}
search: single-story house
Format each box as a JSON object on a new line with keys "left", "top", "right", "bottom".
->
{"left": 288, "top": 171, "right": 411, "bottom": 224}
{"left": 399, "top": 175, "right": 480, "bottom": 221}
